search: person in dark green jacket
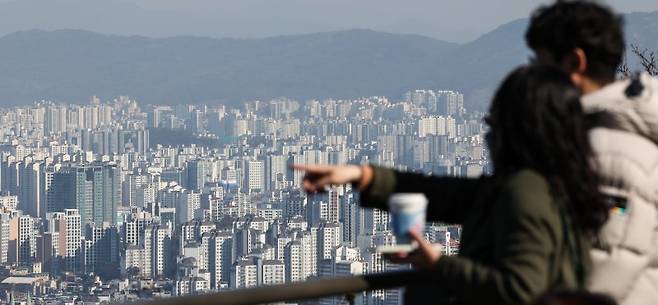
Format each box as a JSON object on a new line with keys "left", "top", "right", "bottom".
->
{"left": 294, "top": 65, "right": 609, "bottom": 305}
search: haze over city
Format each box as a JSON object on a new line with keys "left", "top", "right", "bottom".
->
{"left": 0, "top": 1, "right": 657, "bottom": 305}
{"left": 0, "top": 0, "right": 656, "bottom": 41}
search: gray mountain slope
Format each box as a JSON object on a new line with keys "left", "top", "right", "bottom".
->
{"left": 0, "top": 11, "right": 655, "bottom": 109}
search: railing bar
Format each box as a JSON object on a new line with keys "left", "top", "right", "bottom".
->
{"left": 135, "top": 270, "right": 427, "bottom": 305}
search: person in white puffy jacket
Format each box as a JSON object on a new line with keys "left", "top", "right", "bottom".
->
{"left": 525, "top": 1, "right": 658, "bottom": 304}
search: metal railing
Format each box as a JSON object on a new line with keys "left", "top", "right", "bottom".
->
{"left": 139, "top": 270, "right": 430, "bottom": 305}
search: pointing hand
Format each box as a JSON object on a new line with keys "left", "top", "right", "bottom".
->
{"left": 292, "top": 164, "right": 365, "bottom": 193}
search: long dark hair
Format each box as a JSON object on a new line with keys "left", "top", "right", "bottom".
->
{"left": 486, "top": 65, "right": 607, "bottom": 235}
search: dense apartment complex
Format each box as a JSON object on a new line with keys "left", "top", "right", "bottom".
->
{"left": 0, "top": 91, "right": 484, "bottom": 304}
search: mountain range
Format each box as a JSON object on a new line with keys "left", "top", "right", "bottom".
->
{"left": 0, "top": 11, "right": 656, "bottom": 110}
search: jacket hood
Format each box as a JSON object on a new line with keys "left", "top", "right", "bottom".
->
{"left": 582, "top": 73, "right": 658, "bottom": 143}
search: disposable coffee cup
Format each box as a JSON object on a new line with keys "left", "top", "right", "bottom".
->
{"left": 388, "top": 193, "right": 428, "bottom": 245}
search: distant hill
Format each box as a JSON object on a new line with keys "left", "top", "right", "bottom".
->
{"left": 0, "top": 11, "right": 656, "bottom": 110}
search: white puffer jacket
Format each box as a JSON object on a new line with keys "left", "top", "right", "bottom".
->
{"left": 583, "top": 73, "right": 658, "bottom": 305}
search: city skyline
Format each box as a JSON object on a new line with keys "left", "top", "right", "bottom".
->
{"left": 0, "top": 1, "right": 653, "bottom": 304}
{"left": 0, "top": 90, "right": 477, "bottom": 304}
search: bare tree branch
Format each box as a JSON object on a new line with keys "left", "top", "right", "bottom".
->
{"left": 630, "top": 44, "right": 658, "bottom": 76}
{"left": 617, "top": 59, "right": 631, "bottom": 79}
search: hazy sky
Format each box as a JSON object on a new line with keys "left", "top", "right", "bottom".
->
{"left": 0, "top": 0, "right": 656, "bottom": 42}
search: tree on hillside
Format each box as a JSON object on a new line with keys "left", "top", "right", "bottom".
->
{"left": 618, "top": 43, "right": 658, "bottom": 77}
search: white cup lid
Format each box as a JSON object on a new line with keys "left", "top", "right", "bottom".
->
{"left": 388, "top": 193, "right": 428, "bottom": 211}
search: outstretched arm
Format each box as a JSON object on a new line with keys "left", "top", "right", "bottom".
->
{"left": 293, "top": 164, "right": 493, "bottom": 224}
{"left": 360, "top": 166, "right": 493, "bottom": 224}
